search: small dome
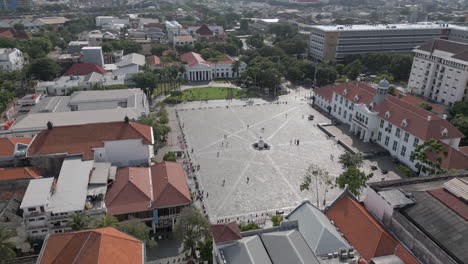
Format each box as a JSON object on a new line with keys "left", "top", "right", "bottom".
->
{"left": 378, "top": 79, "right": 390, "bottom": 89}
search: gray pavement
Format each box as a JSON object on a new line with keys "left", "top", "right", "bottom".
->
{"left": 167, "top": 88, "right": 401, "bottom": 224}
{"left": 176, "top": 97, "right": 345, "bottom": 223}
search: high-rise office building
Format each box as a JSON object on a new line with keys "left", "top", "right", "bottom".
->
{"left": 309, "top": 23, "right": 466, "bottom": 62}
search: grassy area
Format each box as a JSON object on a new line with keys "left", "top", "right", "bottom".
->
{"left": 165, "top": 87, "right": 257, "bottom": 102}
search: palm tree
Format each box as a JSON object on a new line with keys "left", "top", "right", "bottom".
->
{"left": 0, "top": 227, "right": 16, "bottom": 261}
{"left": 232, "top": 60, "right": 241, "bottom": 78}
{"left": 67, "top": 212, "right": 91, "bottom": 231}
{"left": 96, "top": 215, "right": 120, "bottom": 228}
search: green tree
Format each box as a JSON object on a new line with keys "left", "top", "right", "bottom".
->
{"left": 410, "top": 139, "right": 448, "bottom": 175}
{"left": 388, "top": 86, "right": 396, "bottom": 96}
{"left": 271, "top": 215, "right": 283, "bottom": 227}
{"left": 239, "top": 223, "right": 260, "bottom": 231}
{"left": 199, "top": 238, "right": 213, "bottom": 264}
{"left": 132, "top": 71, "right": 157, "bottom": 90}
{"left": 120, "top": 221, "right": 157, "bottom": 248}
{"left": 417, "top": 102, "right": 433, "bottom": 111}
{"left": 232, "top": 60, "right": 241, "bottom": 78}
{"left": 300, "top": 164, "right": 333, "bottom": 206}
{"left": 451, "top": 114, "right": 468, "bottom": 146}
{"left": 68, "top": 212, "right": 91, "bottom": 231}
{"left": 276, "top": 39, "right": 307, "bottom": 55}
{"left": 163, "top": 152, "right": 176, "bottom": 162}
{"left": 175, "top": 44, "right": 193, "bottom": 54}
{"left": 246, "top": 34, "right": 264, "bottom": 49}
{"left": 0, "top": 90, "right": 14, "bottom": 113}
{"left": 119, "top": 40, "right": 141, "bottom": 54}
{"left": 338, "top": 152, "right": 364, "bottom": 169}
{"left": 28, "top": 57, "right": 62, "bottom": 81}
{"left": 21, "top": 38, "right": 53, "bottom": 58}
{"left": 389, "top": 54, "right": 413, "bottom": 81}
{"left": 336, "top": 167, "right": 372, "bottom": 196}
{"left": 286, "top": 66, "right": 304, "bottom": 83}
{"left": 96, "top": 215, "right": 120, "bottom": 228}
{"left": 174, "top": 208, "right": 211, "bottom": 258}
{"left": 316, "top": 64, "right": 338, "bottom": 86}
{"left": 344, "top": 59, "right": 363, "bottom": 80}
{"left": 336, "top": 64, "right": 345, "bottom": 75}
{"left": 0, "top": 227, "right": 15, "bottom": 261}
{"left": 0, "top": 37, "right": 16, "bottom": 48}
{"left": 13, "top": 23, "right": 25, "bottom": 30}
{"left": 449, "top": 101, "right": 468, "bottom": 117}
{"left": 151, "top": 45, "right": 168, "bottom": 56}
{"left": 240, "top": 19, "right": 249, "bottom": 33}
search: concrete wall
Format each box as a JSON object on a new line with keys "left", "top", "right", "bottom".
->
{"left": 96, "top": 139, "right": 150, "bottom": 166}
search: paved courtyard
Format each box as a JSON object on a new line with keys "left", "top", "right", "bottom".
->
{"left": 174, "top": 90, "right": 400, "bottom": 223}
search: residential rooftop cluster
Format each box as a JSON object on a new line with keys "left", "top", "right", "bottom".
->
{"left": 0, "top": 0, "right": 468, "bottom": 263}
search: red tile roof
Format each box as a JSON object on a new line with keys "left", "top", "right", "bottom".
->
{"left": 196, "top": 24, "right": 214, "bottom": 36}
{"left": 429, "top": 188, "right": 468, "bottom": 220}
{"left": 27, "top": 121, "right": 153, "bottom": 160}
{"left": 106, "top": 161, "right": 191, "bottom": 215}
{"left": 38, "top": 227, "right": 143, "bottom": 264}
{"left": 326, "top": 194, "right": 419, "bottom": 263}
{"left": 180, "top": 52, "right": 234, "bottom": 66}
{"left": 459, "top": 146, "right": 468, "bottom": 155}
{"left": 143, "top": 23, "right": 165, "bottom": 30}
{"left": 0, "top": 168, "right": 41, "bottom": 180}
{"left": 63, "top": 63, "right": 106, "bottom": 76}
{"left": 314, "top": 82, "right": 464, "bottom": 141}
{"left": 148, "top": 55, "right": 161, "bottom": 66}
{"left": 151, "top": 161, "right": 191, "bottom": 208}
{"left": 211, "top": 222, "right": 241, "bottom": 244}
{"left": 180, "top": 52, "right": 208, "bottom": 67}
{"left": 106, "top": 167, "right": 152, "bottom": 216}
{"left": 0, "top": 137, "right": 32, "bottom": 157}
{"left": 398, "top": 94, "right": 445, "bottom": 115}
{"left": 0, "top": 28, "right": 30, "bottom": 40}
{"left": 427, "top": 141, "right": 468, "bottom": 170}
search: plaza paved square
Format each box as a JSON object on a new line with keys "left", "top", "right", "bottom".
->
{"left": 177, "top": 98, "right": 348, "bottom": 221}
{"left": 176, "top": 94, "right": 401, "bottom": 222}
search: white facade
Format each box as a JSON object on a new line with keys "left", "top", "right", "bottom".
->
{"left": 94, "top": 138, "right": 153, "bottom": 166}
{"left": 309, "top": 23, "right": 457, "bottom": 62}
{"left": 0, "top": 48, "right": 24, "bottom": 71}
{"left": 408, "top": 40, "right": 468, "bottom": 106}
{"left": 20, "top": 158, "right": 111, "bottom": 238}
{"left": 314, "top": 81, "right": 463, "bottom": 171}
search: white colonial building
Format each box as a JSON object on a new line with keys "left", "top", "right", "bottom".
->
{"left": 314, "top": 81, "right": 467, "bottom": 171}
{"left": 408, "top": 39, "right": 468, "bottom": 106}
{"left": 180, "top": 52, "right": 246, "bottom": 81}
{"left": 0, "top": 48, "right": 24, "bottom": 71}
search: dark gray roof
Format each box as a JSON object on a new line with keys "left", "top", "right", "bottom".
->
{"left": 401, "top": 191, "right": 468, "bottom": 264}
{"left": 416, "top": 39, "right": 468, "bottom": 61}
{"left": 220, "top": 236, "right": 272, "bottom": 264}
{"left": 287, "top": 201, "right": 350, "bottom": 256}
{"left": 261, "top": 230, "right": 319, "bottom": 264}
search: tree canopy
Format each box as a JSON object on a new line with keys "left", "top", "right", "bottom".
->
{"left": 68, "top": 212, "right": 91, "bottom": 231}
{"left": 338, "top": 152, "right": 364, "bottom": 169}
{"left": 174, "top": 208, "right": 211, "bottom": 258}
{"left": 0, "top": 227, "right": 16, "bottom": 261}
{"left": 120, "top": 221, "right": 157, "bottom": 248}
{"left": 336, "top": 167, "right": 373, "bottom": 196}
{"left": 410, "top": 139, "right": 448, "bottom": 175}
{"left": 28, "top": 57, "right": 62, "bottom": 81}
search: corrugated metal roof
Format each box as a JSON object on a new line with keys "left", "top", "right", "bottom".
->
{"left": 444, "top": 178, "right": 468, "bottom": 201}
